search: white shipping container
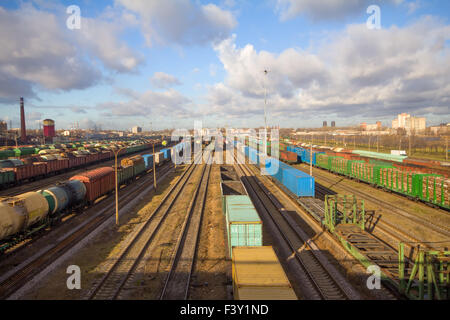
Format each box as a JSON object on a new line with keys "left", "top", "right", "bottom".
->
{"left": 154, "top": 152, "right": 164, "bottom": 165}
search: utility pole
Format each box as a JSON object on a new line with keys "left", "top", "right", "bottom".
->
{"left": 446, "top": 136, "right": 448, "bottom": 161}
{"left": 114, "top": 146, "right": 126, "bottom": 226}
{"left": 263, "top": 70, "right": 269, "bottom": 155}
{"left": 153, "top": 142, "right": 157, "bottom": 190}
{"left": 377, "top": 135, "right": 379, "bottom": 152}
{"left": 369, "top": 136, "right": 371, "bottom": 151}
{"left": 310, "top": 140, "right": 313, "bottom": 177}
{"left": 409, "top": 134, "right": 411, "bottom": 157}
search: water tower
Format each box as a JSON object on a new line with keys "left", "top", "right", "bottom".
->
{"left": 43, "top": 119, "right": 55, "bottom": 143}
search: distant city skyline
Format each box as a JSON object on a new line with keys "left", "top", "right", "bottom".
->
{"left": 0, "top": 1, "right": 449, "bottom": 130}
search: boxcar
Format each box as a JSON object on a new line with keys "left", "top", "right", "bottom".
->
{"left": 70, "top": 167, "right": 114, "bottom": 203}
{"left": 232, "top": 246, "right": 297, "bottom": 300}
{"left": 280, "top": 150, "right": 298, "bottom": 164}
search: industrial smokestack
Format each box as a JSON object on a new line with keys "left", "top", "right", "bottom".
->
{"left": 20, "top": 97, "right": 27, "bottom": 143}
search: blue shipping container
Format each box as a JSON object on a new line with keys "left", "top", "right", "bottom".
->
{"left": 265, "top": 157, "right": 315, "bottom": 197}
{"left": 142, "top": 154, "right": 154, "bottom": 169}
{"left": 281, "top": 167, "right": 315, "bottom": 197}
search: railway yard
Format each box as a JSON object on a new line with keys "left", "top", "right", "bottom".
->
{"left": 0, "top": 137, "right": 448, "bottom": 301}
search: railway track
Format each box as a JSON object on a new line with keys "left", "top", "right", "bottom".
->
{"left": 87, "top": 150, "right": 211, "bottom": 300}
{"left": 234, "top": 158, "right": 360, "bottom": 300}
{"left": 305, "top": 167, "right": 450, "bottom": 247}
{"left": 159, "top": 152, "right": 212, "bottom": 300}
{"left": 0, "top": 162, "right": 175, "bottom": 300}
{"left": 0, "top": 144, "right": 170, "bottom": 197}
{"left": 303, "top": 164, "right": 450, "bottom": 233}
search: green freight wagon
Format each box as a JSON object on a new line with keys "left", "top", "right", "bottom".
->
{"left": 0, "top": 150, "right": 16, "bottom": 160}
{"left": 411, "top": 174, "right": 448, "bottom": 208}
{"left": 316, "top": 153, "right": 330, "bottom": 170}
{"left": 14, "top": 147, "right": 36, "bottom": 157}
{"left": 117, "top": 165, "right": 134, "bottom": 185}
{"left": 0, "top": 169, "right": 15, "bottom": 187}
{"left": 223, "top": 195, "right": 263, "bottom": 257}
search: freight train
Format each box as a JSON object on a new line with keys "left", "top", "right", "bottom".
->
{"left": 219, "top": 164, "right": 297, "bottom": 300}
{"left": 235, "top": 141, "right": 315, "bottom": 198}
{"left": 287, "top": 145, "right": 449, "bottom": 210}
{"left": 240, "top": 137, "right": 449, "bottom": 210}
{"left": 0, "top": 140, "right": 164, "bottom": 190}
{"left": 0, "top": 142, "right": 187, "bottom": 254}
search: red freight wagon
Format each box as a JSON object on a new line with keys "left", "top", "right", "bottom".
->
{"left": 14, "top": 163, "right": 47, "bottom": 181}
{"left": 70, "top": 167, "right": 114, "bottom": 203}
{"left": 86, "top": 153, "right": 99, "bottom": 165}
{"left": 68, "top": 155, "right": 86, "bottom": 168}
{"left": 280, "top": 150, "right": 298, "bottom": 164}
{"left": 44, "top": 158, "right": 69, "bottom": 174}
{"left": 99, "top": 151, "right": 111, "bottom": 161}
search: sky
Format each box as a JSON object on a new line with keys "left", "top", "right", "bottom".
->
{"left": 0, "top": 0, "right": 449, "bottom": 131}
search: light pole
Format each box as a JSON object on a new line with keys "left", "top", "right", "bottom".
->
{"left": 113, "top": 146, "right": 127, "bottom": 226}
{"left": 153, "top": 142, "right": 157, "bottom": 191}
{"left": 263, "top": 70, "right": 269, "bottom": 155}
{"left": 310, "top": 140, "right": 313, "bottom": 176}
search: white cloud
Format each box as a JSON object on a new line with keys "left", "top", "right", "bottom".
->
{"left": 207, "top": 19, "right": 450, "bottom": 121}
{"left": 97, "top": 88, "right": 194, "bottom": 118}
{"left": 116, "top": 0, "right": 237, "bottom": 46}
{"left": 0, "top": 4, "right": 142, "bottom": 104}
{"left": 150, "top": 72, "right": 182, "bottom": 88}
{"left": 75, "top": 16, "right": 144, "bottom": 73}
{"left": 276, "top": 0, "right": 404, "bottom": 21}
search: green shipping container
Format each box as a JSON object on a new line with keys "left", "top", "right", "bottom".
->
{"left": 224, "top": 195, "right": 263, "bottom": 257}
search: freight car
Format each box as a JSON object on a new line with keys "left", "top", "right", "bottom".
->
{"left": 223, "top": 195, "right": 263, "bottom": 257}
{"left": 0, "top": 141, "right": 161, "bottom": 190}
{"left": 232, "top": 246, "right": 297, "bottom": 300}
{"left": 0, "top": 192, "right": 49, "bottom": 242}
{"left": 70, "top": 167, "right": 115, "bottom": 204}
{"left": 295, "top": 147, "right": 450, "bottom": 210}
{"left": 0, "top": 142, "right": 184, "bottom": 253}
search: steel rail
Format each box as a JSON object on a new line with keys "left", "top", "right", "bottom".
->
{"left": 0, "top": 162, "right": 174, "bottom": 300}
{"left": 234, "top": 157, "right": 359, "bottom": 300}
{"left": 159, "top": 150, "right": 212, "bottom": 300}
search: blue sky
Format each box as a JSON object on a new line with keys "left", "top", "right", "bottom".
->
{"left": 0, "top": 0, "right": 449, "bottom": 131}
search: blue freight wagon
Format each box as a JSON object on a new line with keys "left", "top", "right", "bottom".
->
{"left": 264, "top": 158, "right": 315, "bottom": 197}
